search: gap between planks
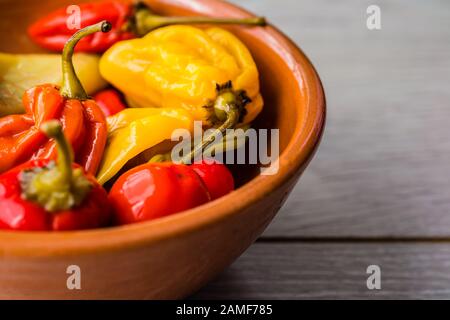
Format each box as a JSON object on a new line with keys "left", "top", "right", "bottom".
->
{"left": 257, "top": 236, "right": 450, "bottom": 244}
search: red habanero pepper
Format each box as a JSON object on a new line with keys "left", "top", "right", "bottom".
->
{"left": 108, "top": 162, "right": 211, "bottom": 225}
{"left": 108, "top": 160, "right": 235, "bottom": 225}
{"left": 0, "top": 120, "right": 111, "bottom": 231}
{"left": 28, "top": 1, "right": 133, "bottom": 53}
{"left": 109, "top": 156, "right": 234, "bottom": 225}
{"left": 0, "top": 21, "right": 111, "bottom": 175}
{"left": 28, "top": 1, "right": 266, "bottom": 53}
{"left": 93, "top": 88, "right": 126, "bottom": 117}
{"left": 108, "top": 92, "right": 238, "bottom": 225}
{"left": 191, "top": 160, "right": 235, "bottom": 201}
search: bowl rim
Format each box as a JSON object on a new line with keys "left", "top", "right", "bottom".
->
{"left": 0, "top": 0, "right": 326, "bottom": 256}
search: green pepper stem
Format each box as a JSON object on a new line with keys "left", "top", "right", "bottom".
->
{"left": 40, "top": 120, "right": 73, "bottom": 184}
{"left": 60, "top": 21, "right": 112, "bottom": 99}
{"left": 19, "top": 120, "right": 93, "bottom": 212}
{"left": 131, "top": 4, "right": 266, "bottom": 36}
{"left": 181, "top": 105, "right": 240, "bottom": 165}
{"left": 149, "top": 153, "right": 172, "bottom": 163}
{"left": 149, "top": 81, "right": 247, "bottom": 165}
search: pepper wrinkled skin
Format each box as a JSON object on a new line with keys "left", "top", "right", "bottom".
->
{"left": 28, "top": 1, "right": 265, "bottom": 53}
{"left": 96, "top": 107, "right": 194, "bottom": 185}
{"left": 0, "top": 159, "right": 111, "bottom": 231}
{"left": 99, "top": 26, "right": 263, "bottom": 125}
{"left": 0, "top": 84, "right": 105, "bottom": 175}
{"left": 28, "top": 0, "right": 134, "bottom": 53}
{"left": 108, "top": 159, "right": 235, "bottom": 225}
{"left": 0, "top": 22, "right": 111, "bottom": 175}
{"left": 109, "top": 162, "right": 211, "bottom": 225}
{"left": 0, "top": 120, "right": 111, "bottom": 231}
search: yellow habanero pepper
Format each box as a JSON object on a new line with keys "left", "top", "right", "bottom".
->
{"left": 99, "top": 25, "right": 264, "bottom": 126}
{"left": 98, "top": 26, "right": 265, "bottom": 185}
{"left": 97, "top": 107, "right": 194, "bottom": 185}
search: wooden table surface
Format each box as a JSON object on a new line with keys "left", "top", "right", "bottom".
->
{"left": 193, "top": 0, "right": 450, "bottom": 299}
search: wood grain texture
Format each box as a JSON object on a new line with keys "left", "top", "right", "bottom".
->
{"left": 194, "top": 242, "right": 450, "bottom": 299}
{"left": 229, "top": 0, "right": 450, "bottom": 238}
{"left": 197, "top": 0, "right": 450, "bottom": 299}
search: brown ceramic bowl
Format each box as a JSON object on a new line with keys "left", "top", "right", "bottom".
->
{"left": 0, "top": 0, "right": 325, "bottom": 299}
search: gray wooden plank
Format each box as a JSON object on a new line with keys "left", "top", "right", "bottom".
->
{"left": 193, "top": 242, "right": 450, "bottom": 299}
{"left": 227, "top": 0, "right": 450, "bottom": 237}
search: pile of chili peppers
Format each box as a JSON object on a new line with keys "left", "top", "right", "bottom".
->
{"left": 0, "top": 1, "right": 266, "bottom": 231}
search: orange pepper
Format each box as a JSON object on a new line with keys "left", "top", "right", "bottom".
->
{"left": 0, "top": 21, "right": 111, "bottom": 175}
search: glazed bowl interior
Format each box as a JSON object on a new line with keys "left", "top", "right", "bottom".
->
{"left": 0, "top": 0, "right": 324, "bottom": 254}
